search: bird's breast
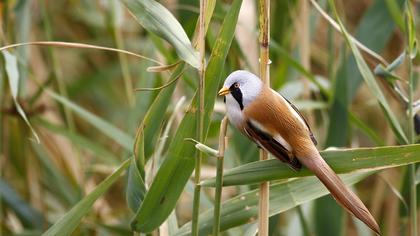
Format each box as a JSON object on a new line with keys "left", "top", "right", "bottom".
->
{"left": 225, "top": 94, "right": 245, "bottom": 127}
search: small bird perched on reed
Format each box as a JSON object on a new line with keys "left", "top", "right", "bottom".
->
{"left": 218, "top": 70, "right": 380, "bottom": 235}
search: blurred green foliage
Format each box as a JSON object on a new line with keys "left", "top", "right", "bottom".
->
{"left": 0, "top": 0, "right": 419, "bottom": 235}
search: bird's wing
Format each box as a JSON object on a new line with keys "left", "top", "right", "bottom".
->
{"left": 283, "top": 97, "right": 317, "bottom": 145}
{"left": 243, "top": 120, "right": 302, "bottom": 171}
{"left": 273, "top": 90, "right": 318, "bottom": 145}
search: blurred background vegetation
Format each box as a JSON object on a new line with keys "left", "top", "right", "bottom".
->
{"left": 0, "top": 0, "right": 419, "bottom": 235}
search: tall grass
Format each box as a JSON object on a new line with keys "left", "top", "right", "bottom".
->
{"left": 0, "top": 1, "right": 419, "bottom": 235}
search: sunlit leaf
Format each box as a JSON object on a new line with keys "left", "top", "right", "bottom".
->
{"left": 176, "top": 172, "right": 371, "bottom": 235}
{"left": 2, "top": 50, "right": 39, "bottom": 142}
{"left": 374, "top": 52, "right": 405, "bottom": 84}
{"left": 202, "top": 144, "right": 420, "bottom": 187}
{"left": 121, "top": 0, "right": 199, "bottom": 68}
{"left": 186, "top": 138, "right": 219, "bottom": 157}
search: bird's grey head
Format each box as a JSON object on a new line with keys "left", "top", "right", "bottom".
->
{"left": 218, "top": 70, "right": 263, "bottom": 110}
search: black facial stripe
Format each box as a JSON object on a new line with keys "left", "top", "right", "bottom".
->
{"left": 229, "top": 83, "right": 244, "bottom": 110}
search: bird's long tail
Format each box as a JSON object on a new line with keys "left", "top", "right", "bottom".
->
{"left": 297, "top": 152, "right": 380, "bottom": 235}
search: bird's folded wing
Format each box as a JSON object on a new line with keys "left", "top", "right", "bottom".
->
{"left": 271, "top": 89, "right": 318, "bottom": 146}
{"left": 243, "top": 120, "right": 302, "bottom": 171}
{"left": 284, "top": 97, "right": 317, "bottom": 145}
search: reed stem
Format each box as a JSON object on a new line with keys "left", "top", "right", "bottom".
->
{"left": 407, "top": 39, "right": 417, "bottom": 236}
{"left": 405, "top": 2, "right": 417, "bottom": 235}
{"left": 191, "top": 1, "right": 206, "bottom": 235}
{"left": 258, "top": 0, "right": 270, "bottom": 235}
{"left": 213, "top": 117, "right": 229, "bottom": 236}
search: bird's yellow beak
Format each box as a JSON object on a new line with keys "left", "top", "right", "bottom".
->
{"left": 218, "top": 87, "right": 230, "bottom": 96}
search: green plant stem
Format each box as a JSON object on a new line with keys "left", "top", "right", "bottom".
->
{"left": 258, "top": 0, "right": 270, "bottom": 235}
{"left": 406, "top": 2, "right": 417, "bottom": 235}
{"left": 192, "top": 184, "right": 201, "bottom": 236}
{"left": 213, "top": 160, "right": 223, "bottom": 236}
{"left": 296, "top": 3, "right": 312, "bottom": 234}
{"left": 213, "top": 117, "right": 228, "bottom": 236}
{"left": 192, "top": 1, "right": 206, "bottom": 235}
{"left": 408, "top": 164, "right": 417, "bottom": 235}
{"left": 408, "top": 47, "right": 417, "bottom": 236}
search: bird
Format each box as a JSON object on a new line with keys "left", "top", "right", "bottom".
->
{"left": 218, "top": 70, "right": 380, "bottom": 235}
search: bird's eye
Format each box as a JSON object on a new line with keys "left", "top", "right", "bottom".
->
{"left": 234, "top": 83, "right": 240, "bottom": 88}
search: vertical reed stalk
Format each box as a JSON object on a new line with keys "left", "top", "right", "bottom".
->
{"left": 296, "top": 2, "right": 312, "bottom": 233}
{"left": 258, "top": 0, "right": 270, "bottom": 235}
{"left": 298, "top": 0, "right": 310, "bottom": 97}
{"left": 408, "top": 164, "right": 417, "bottom": 236}
{"left": 405, "top": 2, "right": 417, "bottom": 235}
{"left": 213, "top": 116, "right": 229, "bottom": 236}
{"left": 407, "top": 40, "right": 417, "bottom": 236}
{"left": 407, "top": 53, "right": 417, "bottom": 236}
{"left": 326, "top": 3, "right": 334, "bottom": 81}
{"left": 192, "top": 1, "right": 206, "bottom": 235}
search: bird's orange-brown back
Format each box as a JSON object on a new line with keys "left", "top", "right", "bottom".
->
{"left": 243, "top": 86, "right": 314, "bottom": 157}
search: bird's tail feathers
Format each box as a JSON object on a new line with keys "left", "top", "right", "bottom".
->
{"left": 297, "top": 152, "right": 380, "bottom": 235}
